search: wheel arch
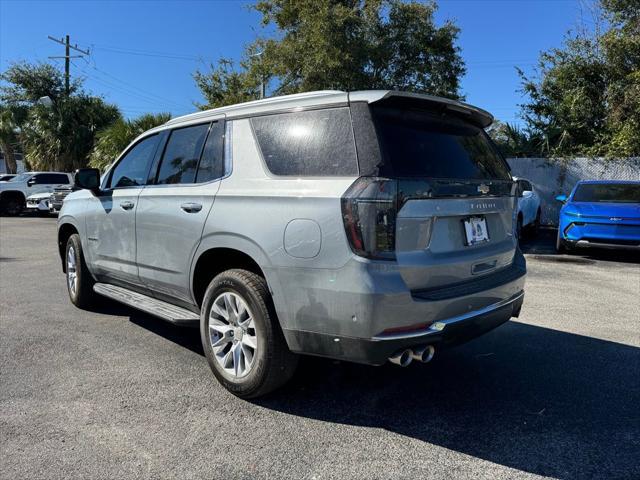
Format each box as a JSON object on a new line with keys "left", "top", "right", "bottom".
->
{"left": 190, "top": 239, "right": 273, "bottom": 309}
{"left": 0, "top": 190, "right": 26, "bottom": 203}
{"left": 58, "top": 222, "right": 80, "bottom": 273}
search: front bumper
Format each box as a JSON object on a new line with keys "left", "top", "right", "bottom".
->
{"left": 284, "top": 290, "right": 524, "bottom": 365}
{"left": 560, "top": 219, "right": 640, "bottom": 249}
{"left": 26, "top": 200, "right": 50, "bottom": 211}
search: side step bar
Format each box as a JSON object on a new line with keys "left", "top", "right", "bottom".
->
{"left": 93, "top": 283, "right": 199, "bottom": 326}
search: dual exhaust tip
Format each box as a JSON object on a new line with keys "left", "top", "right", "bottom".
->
{"left": 389, "top": 345, "right": 435, "bottom": 367}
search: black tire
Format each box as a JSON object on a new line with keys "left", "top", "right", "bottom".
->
{"left": 1, "top": 195, "right": 24, "bottom": 216}
{"left": 200, "top": 269, "right": 298, "bottom": 399}
{"left": 532, "top": 209, "right": 541, "bottom": 236}
{"left": 65, "top": 234, "right": 96, "bottom": 308}
{"left": 556, "top": 230, "right": 570, "bottom": 253}
{"left": 516, "top": 215, "right": 524, "bottom": 241}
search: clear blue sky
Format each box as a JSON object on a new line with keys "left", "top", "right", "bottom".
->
{"left": 0, "top": 0, "right": 592, "bottom": 125}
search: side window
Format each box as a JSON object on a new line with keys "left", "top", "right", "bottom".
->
{"left": 49, "top": 173, "right": 70, "bottom": 184}
{"left": 251, "top": 107, "right": 358, "bottom": 176}
{"left": 34, "top": 174, "right": 67, "bottom": 184}
{"left": 196, "top": 121, "right": 225, "bottom": 183}
{"left": 109, "top": 134, "right": 159, "bottom": 188}
{"left": 524, "top": 181, "right": 533, "bottom": 191}
{"left": 156, "top": 124, "right": 209, "bottom": 185}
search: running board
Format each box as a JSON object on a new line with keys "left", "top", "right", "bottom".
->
{"left": 93, "top": 283, "right": 199, "bottom": 326}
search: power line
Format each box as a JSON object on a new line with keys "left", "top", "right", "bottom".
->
{"left": 92, "top": 44, "right": 201, "bottom": 61}
{"left": 47, "top": 35, "right": 90, "bottom": 95}
{"left": 72, "top": 60, "right": 190, "bottom": 111}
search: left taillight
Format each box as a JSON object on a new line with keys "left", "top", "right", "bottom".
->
{"left": 340, "top": 177, "right": 398, "bottom": 260}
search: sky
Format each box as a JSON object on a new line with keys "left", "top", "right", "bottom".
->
{"left": 0, "top": 0, "right": 596, "bottom": 125}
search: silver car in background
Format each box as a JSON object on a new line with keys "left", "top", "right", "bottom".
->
{"left": 58, "top": 90, "right": 526, "bottom": 398}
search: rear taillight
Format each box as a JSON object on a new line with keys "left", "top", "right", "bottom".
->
{"left": 341, "top": 177, "right": 398, "bottom": 260}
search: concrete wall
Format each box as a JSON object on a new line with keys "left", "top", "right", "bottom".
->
{"left": 507, "top": 157, "right": 640, "bottom": 226}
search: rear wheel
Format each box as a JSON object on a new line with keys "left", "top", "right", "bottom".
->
{"left": 65, "top": 234, "right": 96, "bottom": 308}
{"left": 200, "top": 269, "right": 298, "bottom": 398}
{"left": 516, "top": 215, "right": 524, "bottom": 241}
{"left": 532, "top": 209, "right": 541, "bottom": 236}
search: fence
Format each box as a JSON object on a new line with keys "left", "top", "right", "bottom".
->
{"left": 506, "top": 157, "right": 640, "bottom": 226}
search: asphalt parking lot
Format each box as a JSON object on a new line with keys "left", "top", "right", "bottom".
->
{"left": 1, "top": 216, "right": 639, "bottom": 480}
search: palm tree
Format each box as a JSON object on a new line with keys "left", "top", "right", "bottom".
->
{"left": 89, "top": 113, "right": 171, "bottom": 171}
{"left": 0, "top": 106, "right": 19, "bottom": 173}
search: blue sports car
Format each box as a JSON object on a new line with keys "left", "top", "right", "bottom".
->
{"left": 556, "top": 180, "right": 640, "bottom": 252}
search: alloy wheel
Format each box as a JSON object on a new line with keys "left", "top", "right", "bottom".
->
{"left": 67, "top": 246, "right": 77, "bottom": 296}
{"left": 208, "top": 292, "right": 258, "bottom": 378}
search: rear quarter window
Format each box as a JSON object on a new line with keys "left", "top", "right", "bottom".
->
{"left": 251, "top": 107, "right": 358, "bottom": 176}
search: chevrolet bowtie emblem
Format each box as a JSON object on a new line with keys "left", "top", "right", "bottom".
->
{"left": 477, "top": 184, "right": 490, "bottom": 194}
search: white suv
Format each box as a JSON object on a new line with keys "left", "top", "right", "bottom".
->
{"left": 0, "top": 172, "right": 73, "bottom": 216}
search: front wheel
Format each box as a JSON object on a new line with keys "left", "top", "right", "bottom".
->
{"left": 556, "top": 229, "right": 570, "bottom": 253}
{"left": 1, "top": 196, "right": 24, "bottom": 216}
{"left": 65, "top": 234, "right": 96, "bottom": 308}
{"left": 200, "top": 269, "right": 298, "bottom": 398}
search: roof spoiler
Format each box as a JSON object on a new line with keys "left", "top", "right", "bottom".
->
{"left": 349, "top": 90, "right": 494, "bottom": 128}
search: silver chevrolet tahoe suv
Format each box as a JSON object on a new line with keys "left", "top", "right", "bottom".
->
{"left": 58, "top": 90, "right": 526, "bottom": 398}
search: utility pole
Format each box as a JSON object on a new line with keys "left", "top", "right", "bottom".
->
{"left": 47, "top": 35, "right": 90, "bottom": 96}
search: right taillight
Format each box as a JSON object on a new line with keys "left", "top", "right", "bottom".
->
{"left": 341, "top": 177, "right": 398, "bottom": 260}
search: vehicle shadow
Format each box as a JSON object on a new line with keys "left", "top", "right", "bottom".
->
{"left": 123, "top": 300, "right": 639, "bottom": 478}
{"left": 257, "top": 322, "right": 640, "bottom": 479}
{"left": 520, "top": 226, "right": 640, "bottom": 264}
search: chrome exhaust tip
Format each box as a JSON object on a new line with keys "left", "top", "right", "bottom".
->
{"left": 411, "top": 345, "right": 435, "bottom": 363}
{"left": 389, "top": 349, "right": 413, "bottom": 367}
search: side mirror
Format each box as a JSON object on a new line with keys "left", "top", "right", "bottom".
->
{"left": 27, "top": 178, "right": 36, "bottom": 187}
{"left": 555, "top": 194, "right": 568, "bottom": 203}
{"left": 74, "top": 168, "right": 100, "bottom": 193}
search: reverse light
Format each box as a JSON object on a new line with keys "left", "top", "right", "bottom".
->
{"left": 341, "top": 177, "right": 398, "bottom": 260}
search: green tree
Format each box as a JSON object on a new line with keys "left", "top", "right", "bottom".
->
{"left": 0, "top": 106, "right": 20, "bottom": 173}
{"left": 195, "top": 0, "right": 465, "bottom": 109}
{"left": 89, "top": 113, "right": 171, "bottom": 171}
{"left": 1, "top": 61, "right": 121, "bottom": 171}
{"left": 518, "top": 0, "right": 640, "bottom": 158}
{"left": 487, "top": 120, "right": 543, "bottom": 158}
{"left": 21, "top": 95, "right": 120, "bottom": 171}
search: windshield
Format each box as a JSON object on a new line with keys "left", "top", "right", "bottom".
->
{"left": 372, "top": 106, "right": 511, "bottom": 180}
{"left": 573, "top": 183, "right": 640, "bottom": 203}
{"left": 9, "top": 173, "right": 31, "bottom": 182}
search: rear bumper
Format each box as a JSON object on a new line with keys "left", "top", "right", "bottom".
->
{"left": 284, "top": 290, "right": 524, "bottom": 365}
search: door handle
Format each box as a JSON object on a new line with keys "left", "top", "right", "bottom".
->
{"left": 180, "top": 202, "right": 203, "bottom": 213}
{"left": 120, "top": 201, "right": 134, "bottom": 210}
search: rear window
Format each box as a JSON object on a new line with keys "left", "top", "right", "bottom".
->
{"left": 251, "top": 107, "right": 358, "bottom": 176}
{"left": 573, "top": 183, "right": 640, "bottom": 203}
{"left": 371, "top": 106, "right": 511, "bottom": 180}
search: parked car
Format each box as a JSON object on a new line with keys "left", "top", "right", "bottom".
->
{"left": 50, "top": 184, "right": 77, "bottom": 213}
{"left": 556, "top": 180, "right": 640, "bottom": 252}
{"left": 0, "top": 172, "right": 73, "bottom": 216}
{"left": 25, "top": 192, "right": 53, "bottom": 213}
{"left": 514, "top": 177, "right": 542, "bottom": 238}
{"left": 0, "top": 174, "right": 16, "bottom": 182}
{"left": 58, "top": 90, "right": 526, "bottom": 398}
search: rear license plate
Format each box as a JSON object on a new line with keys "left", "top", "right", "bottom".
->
{"left": 464, "top": 217, "right": 489, "bottom": 245}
